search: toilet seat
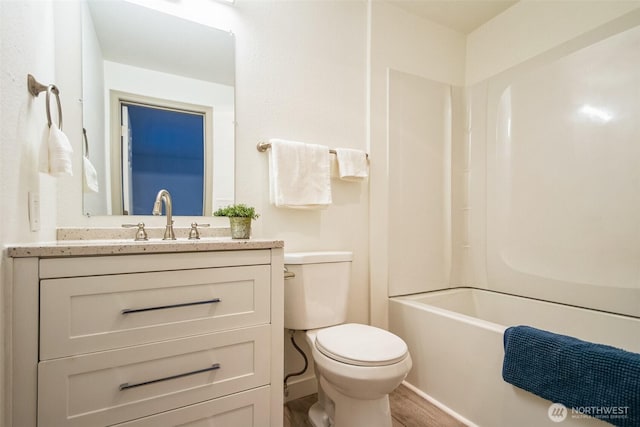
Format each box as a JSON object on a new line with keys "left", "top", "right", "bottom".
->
{"left": 315, "top": 323, "right": 408, "bottom": 367}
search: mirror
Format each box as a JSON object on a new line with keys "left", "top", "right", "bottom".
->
{"left": 81, "top": 0, "right": 235, "bottom": 216}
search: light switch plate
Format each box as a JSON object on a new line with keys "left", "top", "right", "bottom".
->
{"left": 28, "top": 191, "right": 40, "bottom": 232}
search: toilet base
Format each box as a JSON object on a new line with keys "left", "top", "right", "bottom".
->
{"left": 308, "top": 377, "right": 393, "bottom": 427}
{"left": 308, "top": 402, "right": 330, "bottom": 427}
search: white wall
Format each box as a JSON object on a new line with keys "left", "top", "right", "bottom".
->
{"left": 0, "top": 0, "right": 61, "bottom": 424}
{"left": 369, "top": 1, "right": 466, "bottom": 327}
{"left": 234, "top": 0, "right": 369, "bottom": 399}
{"left": 0, "top": 2, "right": 60, "bottom": 243}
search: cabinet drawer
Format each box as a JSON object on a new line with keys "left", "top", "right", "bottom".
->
{"left": 38, "top": 325, "right": 271, "bottom": 427}
{"left": 112, "top": 386, "right": 270, "bottom": 426}
{"left": 40, "top": 265, "right": 270, "bottom": 359}
{"left": 39, "top": 250, "right": 272, "bottom": 278}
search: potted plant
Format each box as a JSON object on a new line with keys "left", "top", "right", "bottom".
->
{"left": 213, "top": 204, "right": 260, "bottom": 239}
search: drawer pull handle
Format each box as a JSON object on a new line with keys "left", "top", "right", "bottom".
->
{"left": 121, "top": 298, "right": 221, "bottom": 315}
{"left": 119, "top": 363, "right": 221, "bottom": 391}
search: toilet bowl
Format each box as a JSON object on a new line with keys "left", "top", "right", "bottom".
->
{"left": 305, "top": 325, "right": 412, "bottom": 427}
{"left": 284, "top": 252, "right": 412, "bottom": 427}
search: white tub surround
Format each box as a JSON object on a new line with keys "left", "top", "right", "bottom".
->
{"left": 466, "top": 9, "right": 640, "bottom": 319}
{"left": 6, "top": 239, "right": 284, "bottom": 427}
{"left": 389, "top": 289, "right": 640, "bottom": 427}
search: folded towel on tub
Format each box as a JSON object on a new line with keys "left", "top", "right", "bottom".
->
{"left": 502, "top": 325, "right": 640, "bottom": 427}
{"left": 268, "top": 138, "right": 331, "bottom": 209}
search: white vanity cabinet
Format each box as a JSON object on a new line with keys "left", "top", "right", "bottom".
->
{"left": 8, "top": 242, "right": 284, "bottom": 427}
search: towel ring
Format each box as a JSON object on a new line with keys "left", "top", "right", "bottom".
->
{"left": 27, "top": 74, "right": 63, "bottom": 129}
{"left": 46, "top": 85, "right": 63, "bottom": 129}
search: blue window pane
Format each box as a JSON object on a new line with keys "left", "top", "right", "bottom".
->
{"left": 126, "top": 104, "right": 205, "bottom": 215}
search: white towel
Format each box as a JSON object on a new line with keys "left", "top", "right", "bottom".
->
{"left": 39, "top": 125, "right": 73, "bottom": 177}
{"left": 268, "top": 138, "right": 332, "bottom": 209}
{"left": 83, "top": 156, "right": 99, "bottom": 193}
{"left": 335, "top": 148, "right": 368, "bottom": 181}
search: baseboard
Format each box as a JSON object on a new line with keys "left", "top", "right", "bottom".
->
{"left": 401, "top": 381, "right": 477, "bottom": 427}
{"left": 284, "top": 376, "right": 317, "bottom": 403}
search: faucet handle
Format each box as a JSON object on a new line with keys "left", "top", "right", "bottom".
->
{"left": 122, "top": 222, "right": 149, "bottom": 241}
{"left": 188, "top": 222, "right": 210, "bottom": 240}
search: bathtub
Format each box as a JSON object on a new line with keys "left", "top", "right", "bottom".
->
{"left": 388, "top": 288, "right": 640, "bottom": 427}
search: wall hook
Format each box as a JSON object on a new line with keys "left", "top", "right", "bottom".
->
{"left": 27, "top": 74, "right": 62, "bottom": 129}
{"left": 27, "top": 74, "right": 47, "bottom": 97}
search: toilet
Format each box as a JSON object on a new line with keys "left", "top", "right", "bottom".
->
{"left": 284, "top": 251, "right": 412, "bottom": 427}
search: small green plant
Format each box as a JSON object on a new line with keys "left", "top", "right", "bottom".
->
{"left": 213, "top": 204, "right": 260, "bottom": 220}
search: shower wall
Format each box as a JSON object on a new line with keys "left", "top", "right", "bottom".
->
{"left": 368, "top": 1, "right": 466, "bottom": 326}
{"left": 467, "top": 8, "right": 640, "bottom": 316}
{"left": 387, "top": 71, "right": 451, "bottom": 297}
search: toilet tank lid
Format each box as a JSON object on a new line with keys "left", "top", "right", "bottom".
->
{"left": 284, "top": 251, "right": 353, "bottom": 264}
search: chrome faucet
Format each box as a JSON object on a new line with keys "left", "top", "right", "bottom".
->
{"left": 152, "top": 189, "right": 176, "bottom": 240}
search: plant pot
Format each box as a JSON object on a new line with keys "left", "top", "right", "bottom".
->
{"left": 229, "top": 217, "right": 252, "bottom": 239}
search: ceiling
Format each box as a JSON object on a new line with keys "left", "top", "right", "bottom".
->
{"left": 389, "top": 0, "right": 518, "bottom": 34}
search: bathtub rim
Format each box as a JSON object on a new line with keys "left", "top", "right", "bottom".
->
{"left": 390, "top": 286, "right": 640, "bottom": 332}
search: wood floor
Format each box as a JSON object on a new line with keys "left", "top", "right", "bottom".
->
{"left": 284, "top": 384, "right": 467, "bottom": 427}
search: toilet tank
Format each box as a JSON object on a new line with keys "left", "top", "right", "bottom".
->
{"left": 284, "top": 251, "right": 353, "bottom": 330}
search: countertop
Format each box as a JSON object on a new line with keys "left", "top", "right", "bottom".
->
{"left": 6, "top": 237, "right": 284, "bottom": 258}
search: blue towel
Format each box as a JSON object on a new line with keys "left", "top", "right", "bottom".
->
{"left": 502, "top": 325, "right": 640, "bottom": 427}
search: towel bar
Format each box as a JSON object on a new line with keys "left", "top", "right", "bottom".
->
{"left": 27, "top": 74, "right": 63, "bottom": 129}
{"left": 257, "top": 141, "right": 368, "bottom": 159}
